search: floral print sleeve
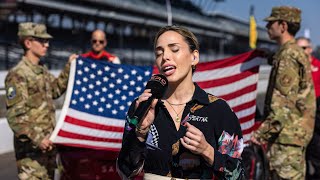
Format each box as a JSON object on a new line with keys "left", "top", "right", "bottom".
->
{"left": 216, "top": 131, "right": 244, "bottom": 179}
{"left": 218, "top": 131, "right": 244, "bottom": 158}
{"left": 207, "top": 98, "right": 245, "bottom": 180}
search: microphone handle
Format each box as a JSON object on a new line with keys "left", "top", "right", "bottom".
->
{"left": 130, "top": 97, "right": 155, "bottom": 125}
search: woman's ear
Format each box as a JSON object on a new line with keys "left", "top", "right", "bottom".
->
{"left": 192, "top": 50, "right": 199, "bottom": 65}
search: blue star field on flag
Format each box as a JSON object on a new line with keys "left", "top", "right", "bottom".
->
{"left": 69, "top": 57, "right": 153, "bottom": 120}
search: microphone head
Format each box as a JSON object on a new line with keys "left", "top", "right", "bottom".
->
{"left": 146, "top": 74, "right": 168, "bottom": 99}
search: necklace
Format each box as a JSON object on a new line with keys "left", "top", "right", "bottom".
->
{"left": 166, "top": 100, "right": 188, "bottom": 106}
{"left": 165, "top": 100, "right": 185, "bottom": 122}
{"left": 166, "top": 97, "right": 192, "bottom": 106}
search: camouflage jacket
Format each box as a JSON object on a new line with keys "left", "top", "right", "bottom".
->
{"left": 5, "top": 56, "right": 70, "bottom": 147}
{"left": 255, "top": 39, "right": 316, "bottom": 147}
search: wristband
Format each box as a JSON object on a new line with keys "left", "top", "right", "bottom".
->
{"left": 127, "top": 116, "right": 139, "bottom": 126}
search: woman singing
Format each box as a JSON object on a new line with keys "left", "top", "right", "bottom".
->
{"left": 117, "top": 25, "right": 244, "bottom": 180}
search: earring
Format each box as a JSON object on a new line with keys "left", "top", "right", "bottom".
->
{"left": 192, "top": 65, "right": 196, "bottom": 70}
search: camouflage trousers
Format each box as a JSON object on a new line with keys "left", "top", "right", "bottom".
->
{"left": 17, "top": 155, "right": 56, "bottom": 180}
{"left": 267, "top": 143, "right": 306, "bottom": 180}
{"left": 14, "top": 138, "right": 57, "bottom": 180}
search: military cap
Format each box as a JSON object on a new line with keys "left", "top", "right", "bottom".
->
{"left": 18, "top": 22, "right": 53, "bottom": 39}
{"left": 264, "top": 6, "right": 301, "bottom": 23}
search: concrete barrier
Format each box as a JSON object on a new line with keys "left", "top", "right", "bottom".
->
{"left": 0, "top": 119, "right": 14, "bottom": 154}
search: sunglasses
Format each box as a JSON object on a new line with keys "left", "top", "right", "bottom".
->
{"left": 30, "top": 37, "right": 50, "bottom": 44}
{"left": 92, "top": 39, "right": 105, "bottom": 44}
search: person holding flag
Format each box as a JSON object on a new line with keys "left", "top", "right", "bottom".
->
{"left": 58, "top": 29, "right": 122, "bottom": 180}
{"left": 82, "top": 29, "right": 121, "bottom": 63}
{"left": 5, "top": 22, "right": 77, "bottom": 180}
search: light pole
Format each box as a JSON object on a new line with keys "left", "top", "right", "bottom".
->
{"left": 166, "top": 0, "right": 172, "bottom": 25}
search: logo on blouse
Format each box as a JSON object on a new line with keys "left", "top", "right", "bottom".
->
{"left": 188, "top": 115, "right": 208, "bottom": 123}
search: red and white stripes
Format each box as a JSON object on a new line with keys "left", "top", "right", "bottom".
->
{"left": 194, "top": 51, "right": 262, "bottom": 142}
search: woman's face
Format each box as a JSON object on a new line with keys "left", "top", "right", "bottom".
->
{"left": 154, "top": 31, "right": 198, "bottom": 83}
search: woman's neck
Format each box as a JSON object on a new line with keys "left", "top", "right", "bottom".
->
{"left": 165, "top": 80, "right": 195, "bottom": 104}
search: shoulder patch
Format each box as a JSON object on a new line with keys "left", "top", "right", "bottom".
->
{"left": 5, "top": 85, "right": 22, "bottom": 107}
{"left": 6, "top": 86, "right": 16, "bottom": 99}
{"left": 279, "top": 74, "right": 293, "bottom": 87}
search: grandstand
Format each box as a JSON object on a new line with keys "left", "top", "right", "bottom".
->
{"left": 0, "top": 0, "right": 275, "bottom": 69}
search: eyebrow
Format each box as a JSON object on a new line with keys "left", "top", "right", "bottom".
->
{"left": 155, "top": 43, "right": 180, "bottom": 51}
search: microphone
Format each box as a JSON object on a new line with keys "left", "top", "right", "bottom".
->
{"left": 129, "top": 74, "right": 168, "bottom": 126}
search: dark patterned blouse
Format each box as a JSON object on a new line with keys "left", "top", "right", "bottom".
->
{"left": 118, "top": 83, "right": 244, "bottom": 179}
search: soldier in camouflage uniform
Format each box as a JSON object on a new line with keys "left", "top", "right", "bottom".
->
{"left": 5, "top": 22, "right": 77, "bottom": 180}
{"left": 251, "top": 6, "right": 316, "bottom": 180}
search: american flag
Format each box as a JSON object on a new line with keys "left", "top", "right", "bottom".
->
{"left": 50, "top": 51, "right": 262, "bottom": 150}
{"left": 194, "top": 51, "right": 262, "bottom": 142}
{"left": 50, "top": 57, "right": 153, "bottom": 150}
